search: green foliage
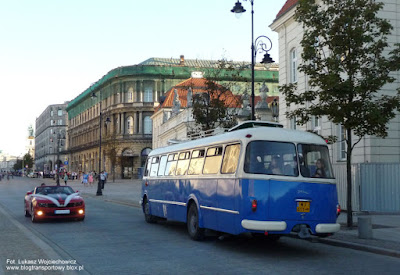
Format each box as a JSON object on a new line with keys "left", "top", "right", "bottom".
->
{"left": 104, "top": 125, "right": 120, "bottom": 182}
{"left": 191, "top": 59, "right": 242, "bottom": 131}
{"left": 280, "top": 0, "right": 400, "bottom": 139}
{"left": 280, "top": 0, "right": 400, "bottom": 227}
{"left": 13, "top": 153, "right": 34, "bottom": 170}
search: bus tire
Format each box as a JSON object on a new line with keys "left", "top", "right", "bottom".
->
{"left": 187, "top": 203, "right": 204, "bottom": 241}
{"left": 143, "top": 197, "right": 157, "bottom": 223}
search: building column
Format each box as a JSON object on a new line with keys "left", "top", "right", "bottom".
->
{"left": 139, "top": 112, "right": 143, "bottom": 134}
{"left": 162, "top": 79, "right": 165, "bottom": 95}
{"left": 121, "top": 112, "right": 125, "bottom": 135}
{"left": 141, "top": 80, "right": 144, "bottom": 102}
{"left": 133, "top": 112, "right": 138, "bottom": 134}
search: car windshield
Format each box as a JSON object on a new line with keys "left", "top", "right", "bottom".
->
{"left": 35, "top": 186, "right": 75, "bottom": 195}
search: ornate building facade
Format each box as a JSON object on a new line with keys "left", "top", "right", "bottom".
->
{"left": 34, "top": 103, "right": 69, "bottom": 174}
{"left": 66, "top": 56, "right": 279, "bottom": 179}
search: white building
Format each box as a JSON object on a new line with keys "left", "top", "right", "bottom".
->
{"left": 270, "top": 0, "right": 400, "bottom": 164}
{"left": 0, "top": 152, "right": 17, "bottom": 172}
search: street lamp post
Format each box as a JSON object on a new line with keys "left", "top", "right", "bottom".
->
{"left": 91, "top": 90, "right": 111, "bottom": 196}
{"left": 54, "top": 130, "right": 65, "bottom": 186}
{"left": 231, "top": 0, "right": 275, "bottom": 121}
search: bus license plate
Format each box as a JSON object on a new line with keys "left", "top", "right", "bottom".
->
{"left": 297, "top": 201, "right": 310, "bottom": 212}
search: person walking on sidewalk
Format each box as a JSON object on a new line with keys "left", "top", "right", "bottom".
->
{"left": 100, "top": 171, "right": 106, "bottom": 189}
{"left": 82, "top": 172, "right": 88, "bottom": 187}
{"left": 88, "top": 172, "right": 94, "bottom": 187}
{"left": 64, "top": 173, "right": 68, "bottom": 185}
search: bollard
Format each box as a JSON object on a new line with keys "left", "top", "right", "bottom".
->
{"left": 358, "top": 216, "right": 373, "bottom": 239}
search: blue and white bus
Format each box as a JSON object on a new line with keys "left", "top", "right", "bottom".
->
{"left": 141, "top": 126, "right": 340, "bottom": 240}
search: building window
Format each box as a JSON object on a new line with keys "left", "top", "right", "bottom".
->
{"left": 312, "top": 116, "right": 321, "bottom": 134}
{"left": 290, "top": 48, "right": 298, "bottom": 83}
{"left": 126, "top": 116, "right": 134, "bottom": 134}
{"left": 290, "top": 117, "right": 297, "bottom": 130}
{"left": 50, "top": 110, "right": 54, "bottom": 116}
{"left": 127, "top": 87, "right": 134, "bottom": 103}
{"left": 144, "top": 87, "right": 153, "bottom": 102}
{"left": 58, "top": 119, "right": 63, "bottom": 125}
{"left": 339, "top": 124, "right": 346, "bottom": 160}
{"left": 58, "top": 109, "right": 63, "bottom": 116}
{"left": 144, "top": 116, "right": 152, "bottom": 134}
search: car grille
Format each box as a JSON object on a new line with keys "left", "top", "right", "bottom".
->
{"left": 39, "top": 201, "right": 83, "bottom": 207}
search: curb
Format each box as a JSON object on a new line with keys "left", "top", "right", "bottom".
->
{"left": 318, "top": 237, "right": 400, "bottom": 259}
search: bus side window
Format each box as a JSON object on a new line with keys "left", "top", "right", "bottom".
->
{"left": 188, "top": 149, "right": 205, "bottom": 175}
{"left": 150, "top": 157, "right": 159, "bottom": 177}
{"left": 158, "top": 155, "right": 168, "bottom": 176}
{"left": 176, "top": 151, "right": 190, "bottom": 175}
{"left": 203, "top": 146, "right": 223, "bottom": 174}
{"left": 221, "top": 144, "right": 240, "bottom": 174}
{"left": 165, "top": 153, "right": 178, "bottom": 176}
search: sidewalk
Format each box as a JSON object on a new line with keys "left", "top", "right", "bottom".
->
{"left": 45, "top": 178, "right": 400, "bottom": 258}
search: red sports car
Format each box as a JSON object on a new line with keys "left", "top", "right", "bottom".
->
{"left": 24, "top": 185, "right": 85, "bottom": 222}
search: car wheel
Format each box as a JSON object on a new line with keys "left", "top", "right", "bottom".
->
{"left": 31, "top": 206, "right": 37, "bottom": 223}
{"left": 77, "top": 217, "right": 85, "bottom": 221}
{"left": 24, "top": 201, "right": 30, "bottom": 217}
{"left": 187, "top": 203, "right": 204, "bottom": 241}
{"left": 143, "top": 197, "right": 157, "bottom": 223}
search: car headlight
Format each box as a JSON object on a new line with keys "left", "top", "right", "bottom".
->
{"left": 73, "top": 201, "right": 83, "bottom": 207}
{"left": 38, "top": 202, "right": 48, "bottom": 207}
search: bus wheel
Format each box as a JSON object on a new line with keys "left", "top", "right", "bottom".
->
{"left": 187, "top": 203, "right": 204, "bottom": 241}
{"left": 143, "top": 197, "right": 157, "bottom": 223}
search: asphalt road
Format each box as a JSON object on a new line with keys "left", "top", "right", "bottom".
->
{"left": 1, "top": 177, "right": 400, "bottom": 274}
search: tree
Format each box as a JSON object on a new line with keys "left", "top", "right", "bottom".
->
{"left": 280, "top": 0, "right": 400, "bottom": 227}
{"left": 191, "top": 59, "right": 243, "bottom": 131}
{"left": 104, "top": 123, "right": 120, "bottom": 182}
{"left": 13, "top": 153, "right": 34, "bottom": 171}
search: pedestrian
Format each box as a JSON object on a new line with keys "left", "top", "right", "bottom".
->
{"left": 64, "top": 173, "right": 68, "bottom": 185}
{"left": 100, "top": 171, "right": 106, "bottom": 189}
{"left": 82, "top": 172, "right": 88, "bottom": 187}
{"left": 88, "top": 172, "right": 94, "bottom": 187}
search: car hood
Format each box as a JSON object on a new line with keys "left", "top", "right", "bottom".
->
{"left": 33, "top": 193, "right": 82, "bottom": 207}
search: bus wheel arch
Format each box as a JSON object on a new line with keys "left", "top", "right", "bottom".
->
{"left": 187, "top": 201, "right": 205, "bottom": 241}
{"left": 142, "top": 196, "right": 157, "bottom": 223}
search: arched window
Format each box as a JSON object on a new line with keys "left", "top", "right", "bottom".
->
{"left": 126, "top": 116, "right": 134, "bottom": 134}
{"left": 141, "top": 147, "right": 152, "bottom": 167}
{"left": 290, "top": 48, "right": 298, "bottom": 83}
{"left": 144, "top": 116, "right": 152, "bottom": 134}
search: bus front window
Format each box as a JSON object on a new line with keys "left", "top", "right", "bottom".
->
{"left": 297, "top": 144, "right": 334, "bottom": 179}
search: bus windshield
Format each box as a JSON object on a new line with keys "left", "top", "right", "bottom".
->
{"left": 244, "top": 141, "right": 334, "bottom": 179}
{"left": 297, "top": 144, "right": 334, "bottom": 179}
{"left": 244, "top": 141, "right": 298, "bottom": 176}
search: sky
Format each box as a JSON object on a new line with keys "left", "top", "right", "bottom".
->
{"left": 0, "top": 0, "right": 286, "bottom": 156}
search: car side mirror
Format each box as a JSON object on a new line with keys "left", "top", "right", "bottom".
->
{"left": 26, "top": 191, "right": 33, "bottom": 195}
